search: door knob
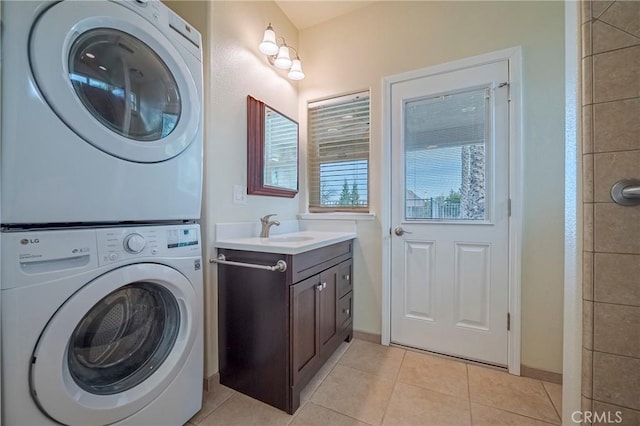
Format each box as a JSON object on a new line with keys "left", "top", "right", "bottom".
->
{"left": 394, "top": 226, "right": 412, "bottom": 236}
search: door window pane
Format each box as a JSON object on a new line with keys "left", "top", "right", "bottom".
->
{"left": 69, "top": 29, "right": 181, "bottom": 141}
{"left": 404, "top": 87, "right": 489, "bottom": 221}
{"left": 67, "top": 282, "right": 180, "bottom": 395}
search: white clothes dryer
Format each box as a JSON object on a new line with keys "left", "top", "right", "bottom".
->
{"left": 1, "top": 0, "right": 203, "bottom": 225}
{"left": 1, "top": 224, "right": 203, "bottom": 425}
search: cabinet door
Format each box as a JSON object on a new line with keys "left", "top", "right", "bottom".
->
{"left": 291, "top": 275, "right": 320, "bottom": 384}
{"left": 319, "top": 266, "right": 338, "bottom": 356}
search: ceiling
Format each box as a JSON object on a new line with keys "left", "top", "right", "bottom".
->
{"left": 274, "top": 1, "right": 375, "bottom": 30}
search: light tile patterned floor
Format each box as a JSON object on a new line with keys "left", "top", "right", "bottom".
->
{"left": 188, "top": 339, "right": 563, "bottom": 426}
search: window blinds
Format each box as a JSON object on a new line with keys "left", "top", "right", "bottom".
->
{"left": 308, "top": 92, "right": 370, "bottom": 211}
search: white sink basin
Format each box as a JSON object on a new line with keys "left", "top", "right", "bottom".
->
{"left": 215, "top": 231, "right": 356, "bottom": 254}
{"left": 268, "top": 235, "right": 314, "bottom": 243}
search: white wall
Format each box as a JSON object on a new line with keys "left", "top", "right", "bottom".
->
{"left": 165, "top": 0, "right": 300, "bottom": 377}
{"left": 297, "top": 1, "right": 566, "bottom": 374}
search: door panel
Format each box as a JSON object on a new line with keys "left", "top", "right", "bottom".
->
{"left": 291, "top": 275, "right": 319, "bottom": 382}
{"left": 390, "top": 59, "right": 510, "bottom": 366}
{"left": 404, "top": 241, "right": 436, "bottom": 321}
{"left": 454, "top": 243, "right": 491, "bottom": 330}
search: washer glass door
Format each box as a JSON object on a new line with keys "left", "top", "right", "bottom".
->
{"left": 30, "top": 263, "right": 198, "bottom": 426}
{"left": 69, "top": 29, "right": 181, "bottom": 142}
{"left": 67, "top": 282, "right": 179, "bottom": 395}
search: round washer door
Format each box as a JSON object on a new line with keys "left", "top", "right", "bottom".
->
{"left": 31, "top": 263, "right": 199, "bottom": 426}
{"left": 30, "top": 1, "right": 201, "bottom": 163}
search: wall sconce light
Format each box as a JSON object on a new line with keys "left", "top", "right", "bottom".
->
{"left": 259, "top": 23, "right": 305, "bottom": 81}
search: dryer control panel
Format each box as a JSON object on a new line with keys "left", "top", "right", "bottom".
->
{"left": 97, "top": 224, "right": 200, "bottom": 265}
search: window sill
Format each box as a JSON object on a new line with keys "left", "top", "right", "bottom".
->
{"left": 298, "top": 212, "right": 376, "bottom": 221}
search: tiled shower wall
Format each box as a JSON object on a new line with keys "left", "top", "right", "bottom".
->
{"left": 581, "top": 0, "right": 640, "bottom": 423}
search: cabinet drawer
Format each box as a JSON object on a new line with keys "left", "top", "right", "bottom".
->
{"left": 337, "top": 260, "right": 352, "bottom": 299}
{"left": 291, "top": 240, "right": 353, "bottom": 283}
{"left": 338, "top": 292, "right": 353, "bottom": 329}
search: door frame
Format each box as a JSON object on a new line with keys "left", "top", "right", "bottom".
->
{"left": 381, "top": 47, "right": 523, "bottom": 374}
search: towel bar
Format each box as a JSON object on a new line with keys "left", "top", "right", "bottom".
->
{"left": 209, "top": 254, "right": 287, "bottom": 272}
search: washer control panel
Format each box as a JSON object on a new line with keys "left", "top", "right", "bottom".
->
{"left": 97, "top": 224, "right": 200, "bottom": 265}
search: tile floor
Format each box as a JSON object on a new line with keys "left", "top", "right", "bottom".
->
{"left": 187, "top": 339, "right": 563, "bottom": 426}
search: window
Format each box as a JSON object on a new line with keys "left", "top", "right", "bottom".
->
{"left": 308, "top": 91, "right": 370, "bottom": 212}
{"left": 404, "top": 87, "right": 489, "bottom": 221}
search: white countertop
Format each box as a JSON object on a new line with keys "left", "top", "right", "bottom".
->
{"left": 214, "top": 230, "right": 357, "bottom": 255}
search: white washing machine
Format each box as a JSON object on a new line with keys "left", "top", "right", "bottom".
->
{"left": 1, "top": 224, "right": 203, "bottom": 425}
{"left": 1, "top": 0, "right": 203, "bottom": 225}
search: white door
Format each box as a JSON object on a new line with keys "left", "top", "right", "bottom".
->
{"left": 390, "top": 59, "right": 510, "bottom": 366}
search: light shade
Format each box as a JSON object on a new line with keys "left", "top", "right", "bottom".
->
{"left": 273, "top": 45, "right": 292, "bottom": 69}
{"left": 287, "top": 59, "right": 305, "bottom": 80}
{"left": 258, "top": 23, "right": 304, "bottom": 81}
{"left": 258, "top": 27, "right": 278, "bottom": 56}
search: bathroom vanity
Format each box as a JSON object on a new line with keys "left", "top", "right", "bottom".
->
{"left": 216, "top": 231, "right": 355, "bottom": 414}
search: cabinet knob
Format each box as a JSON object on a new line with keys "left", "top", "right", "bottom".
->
{"left": 344, "top": 274, "right": 350, "bottom": 281}
{"left": 322, "top": 282, "right": 327, "bottom": 289}
{"left": 316, "top": 284, "right": 323, "bottom": 292}
{"left": 343, "top": 308, "right": 350, "bottom": 315}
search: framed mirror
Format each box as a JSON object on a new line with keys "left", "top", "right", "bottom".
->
{"left": 247, "top": 95, "right": 299, "bottom": 198}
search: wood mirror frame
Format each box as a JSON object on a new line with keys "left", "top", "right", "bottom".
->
{"left": 247, "top": 95, "right": 299, "bottom": 198}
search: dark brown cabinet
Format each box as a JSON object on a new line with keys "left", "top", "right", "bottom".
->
{"left": 218, "top": 240, "right": 354, "bottom": 414}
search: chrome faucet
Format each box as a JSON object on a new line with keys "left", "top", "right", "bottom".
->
{"left": 259, "top": 214, "right": 280, "bottom": 238}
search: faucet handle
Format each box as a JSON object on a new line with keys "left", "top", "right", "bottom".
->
{"left": 260, "top": 213, "right": 277, "bottom": 223}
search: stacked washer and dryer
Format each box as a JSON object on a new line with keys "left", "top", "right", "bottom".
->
{"left": 1, "top": 1, "right": 205, "bottom": 425}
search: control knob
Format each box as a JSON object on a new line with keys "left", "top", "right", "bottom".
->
{"left": 124, "top": 233, "right": 146, "bottom": 254}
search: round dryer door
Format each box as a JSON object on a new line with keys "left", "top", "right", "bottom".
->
{"left": 30, "top": 263, "right": 199, "bottom": 426}
{"left": 29, "top": 1, "right": 201, "bottom": 163}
